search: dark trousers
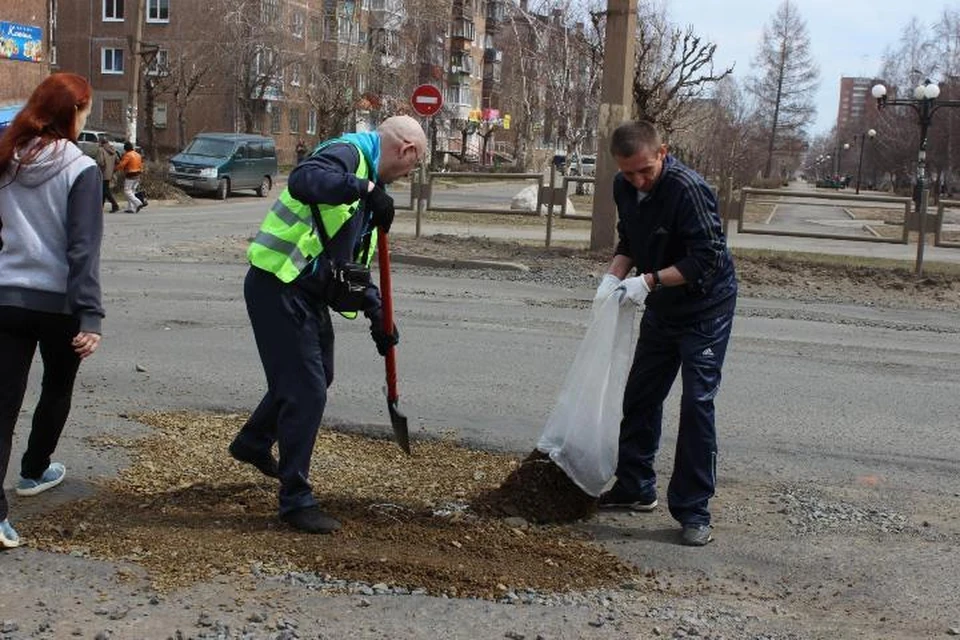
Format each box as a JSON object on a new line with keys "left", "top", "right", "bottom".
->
{"left": 0, "top": 306, "right": 81, "bottom": 521}
{"left": 234, "top": 267, "right": 334, "bottom": 515}
{"left": 102, "top": 180, "right": 119, "bottom": 210}
{"left": 616, "top": 306, "right": 735, "bottom": 526}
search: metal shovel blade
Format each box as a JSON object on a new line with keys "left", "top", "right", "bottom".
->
{"left": 388, "top": 396, "right": 410, "bottom": 455}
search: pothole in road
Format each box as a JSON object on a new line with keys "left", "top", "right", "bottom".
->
{"left": 22, "top": 411, "right": 635, "bottom": 597}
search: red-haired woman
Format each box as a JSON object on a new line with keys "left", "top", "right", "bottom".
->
{"left": 0, "top": 73, "right": 105, "bottom": 549}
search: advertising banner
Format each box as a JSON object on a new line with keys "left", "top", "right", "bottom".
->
{"left": 0, "top": 21, "right": 43, "bottom": 63}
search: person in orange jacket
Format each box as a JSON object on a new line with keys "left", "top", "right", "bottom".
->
{"left": 115, "top": 141, "right": 146, "bottom": 213}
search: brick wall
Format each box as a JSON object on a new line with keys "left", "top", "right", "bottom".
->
{"left": 0, "top": 0, "right": 49, "bottom": 105}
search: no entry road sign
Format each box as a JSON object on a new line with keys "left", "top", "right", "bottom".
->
{"left": 411, "top": 84, "right": 443, "bottom": 117}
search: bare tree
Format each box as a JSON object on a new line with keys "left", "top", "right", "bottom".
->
{"left": 215, "top": 0, "right": 290, "bottom": 134}
{"left": 170, "top": 48, "right": 214, "bottom": 150}
{"left": 748, "top": 0, "right": 819, "bottom": 178}
{"left": 630, "top": 0, "right": 734, "bottom": 139}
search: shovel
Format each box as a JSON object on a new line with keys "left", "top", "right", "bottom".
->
{"left": 376, "top": 231, "right": 411, "bottom": 455}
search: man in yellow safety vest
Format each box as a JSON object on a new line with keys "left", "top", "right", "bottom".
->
{"left": 231, "top": 115, "right": 426, "bottom": 534}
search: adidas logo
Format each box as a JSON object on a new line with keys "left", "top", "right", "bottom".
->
{"left": 702, "top": 347, "right": 714, "bottom": 357}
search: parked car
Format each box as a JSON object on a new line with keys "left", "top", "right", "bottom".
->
{"left": 77, "top": 130, "right": 126, "bottom": 159}
{"left": 570, "top": 154, "right": 596, "bottom": 178}
{"left": 167, "top": 133, "right": 278, "bottom": 199}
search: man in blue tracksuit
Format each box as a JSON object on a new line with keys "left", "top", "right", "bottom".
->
{"left": 230, "top": 116, "right": 426, "bottom": 534}
{"left": 594, "top": 120, "right": 737, "bottom": 546}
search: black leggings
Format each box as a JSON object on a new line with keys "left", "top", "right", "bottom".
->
{"left": 0, "top": 306, "right": 81, "bottom": 521}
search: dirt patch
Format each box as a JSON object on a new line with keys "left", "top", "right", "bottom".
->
{"left": 474, "top": 450, "right": 598, "bottom": 523}
{"left": 20, "top": 412, "right": 633, "bottom": 596}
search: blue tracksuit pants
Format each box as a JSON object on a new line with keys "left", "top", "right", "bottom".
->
{"left": 616, "top": 306, "right": 735, "bottom": 526}
{"left": 234, "top": 266, "right": 334, "bottom": 515}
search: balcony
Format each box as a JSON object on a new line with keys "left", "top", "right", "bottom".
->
{"left": 486, "top": 0, "right": 505, "bottom": 23}
{"left": 483, "top": 48, "right": 502, "bottom": 63}
{"left": 451, "top": 18, "right": 475, "bottom": 41}
{"left": 450, "top": 53, "right": 474, "bottom": 75}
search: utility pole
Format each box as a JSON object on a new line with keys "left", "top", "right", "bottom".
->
{"left": 589, "top": 0, "right": 636, "bottom": 251}
{"left": 126, "top": 0, "right": 145, "bottom": 145}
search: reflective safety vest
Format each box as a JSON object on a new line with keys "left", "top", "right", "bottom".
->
{"left": 247, "top": 141, "right": 378, "bottom": 286}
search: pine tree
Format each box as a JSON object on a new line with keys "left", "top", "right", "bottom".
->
{"left": 748, "top": 0, "right": 819, "bottom": 178}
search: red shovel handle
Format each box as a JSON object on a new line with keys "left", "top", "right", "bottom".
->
{"left": 377, "top": 232, "right": 399, "bottom": 403}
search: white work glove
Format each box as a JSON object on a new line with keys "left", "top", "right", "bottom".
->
{"left": 594, "top": 273, "right": 621, "bottom": 302}
{"left": 617, "top": 275, "right": 651, "bottom": 306}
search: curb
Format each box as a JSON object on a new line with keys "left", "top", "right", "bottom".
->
{"left": 391, "top": 253, "right": 530, "bottom": 272}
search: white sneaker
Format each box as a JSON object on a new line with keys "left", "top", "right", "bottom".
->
{"left": 16, "top": 462, "right": 66, "bottom": 496}
{"left": 0, "top": 519, "right": 20, "bottom": 548}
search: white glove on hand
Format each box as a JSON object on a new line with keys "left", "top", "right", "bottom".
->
{"left": 618, "top": 275, "right": 651, "bottom": 306}
{"left": 594, "top": 273, "right": 621, "bottom": 302}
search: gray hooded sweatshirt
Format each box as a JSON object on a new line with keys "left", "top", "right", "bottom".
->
{"left": 0, "top": 139, "right": 104, "bottom": 333}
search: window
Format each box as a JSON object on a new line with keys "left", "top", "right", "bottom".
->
{"left": 270, "top": 107, "right": 282, "bottom": 133}
{"left": 153, "top": 103, "right": 167, "bottom": 128}
{"left": 146, "top": 49, "right": 169, "bottom": 76}
{"left": 307, "top": 109, "right": 317, "bottom": 135}
{"left": 103, "top": 0, "right": 124, "bottom": 21}
{"left": 291, "top": 11, "right": 304, "bottom": 38}
{"left": 447, "top": 84, "right": 472, "bottom": 106}
{"left": 310, "top": 16, "right": 322, "bottom": 41}
{"left": 289, "top": 108, "right": 300, "bottom": 133}
{"left": 324, "top": 0, "right": 338, "bottom": 41}
{"left": 146, "top": 0, "right": 169, "bottom": 23}
{"left": 102, "top": 47, "right": 124, "bottom": 74}
{"left": 261, "top": 0, "right": 280, "bottom": 24}
{"left": 290, "top": 62, "right": 302, "bottom": 87}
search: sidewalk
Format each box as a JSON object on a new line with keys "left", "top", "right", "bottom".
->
{"left": 390, "top": 216, "right": 960, "bottom": 266}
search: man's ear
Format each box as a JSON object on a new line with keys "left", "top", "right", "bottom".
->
{"left": 660, "top": 143, "right": 669, "bottom": 157}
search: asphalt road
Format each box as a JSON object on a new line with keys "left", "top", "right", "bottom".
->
{"left": 4, "top": 195, "right": 960, "bottom": 637}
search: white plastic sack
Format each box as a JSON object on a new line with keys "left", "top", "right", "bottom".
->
{"left": 536, "top": 291, "right": 637, "bottom": 496}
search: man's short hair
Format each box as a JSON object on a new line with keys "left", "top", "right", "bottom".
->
{"left": 610, "top": 121, "right": 662, "bottom": 158}
{"left": 123, "top": 141, "right": 133, "bottom": 151}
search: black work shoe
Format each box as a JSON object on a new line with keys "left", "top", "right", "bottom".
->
{"left": 597, "top": 484, "right": 658, "bottom": 512}
{"left": 680, "top": 524, "right": 713, "bottom": 546}
{"left": 228, "top": 439, "right": 279, "bottom": 478}
{"left": 281, "top": 506, "right": 342, "bottom": 534}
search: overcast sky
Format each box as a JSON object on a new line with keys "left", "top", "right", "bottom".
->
{"left": 665, "top": 0, "right": 950, "bottom": 135}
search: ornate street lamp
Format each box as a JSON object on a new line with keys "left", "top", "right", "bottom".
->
{"left": 873, "top": 79, "right": 960, "bottom": 274}
{"left": 853, "top": 128, "right": 877, "bottom": 194}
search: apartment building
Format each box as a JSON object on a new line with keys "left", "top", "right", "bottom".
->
{"left": 837, "top": 76, "right": 881, "bottom": 136}
{"left": 51, "top": 0, "right": 506, "bottom": 165}
{"left": 0, "top": 0, "right": 51, "bottom": 126}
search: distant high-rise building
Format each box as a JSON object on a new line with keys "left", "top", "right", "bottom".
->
{"left": 837, "top": 76, "right": 880, "bottom": 134}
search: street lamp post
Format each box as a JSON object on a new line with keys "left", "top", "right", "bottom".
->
{"left": 873, "top": 79, "right": 960, "bottom": 274}
{"left": 834, "top": 141, "right": 849, "bottom": 178}
{"left": 853, "top": 128, "right": 877, "bottom": 194}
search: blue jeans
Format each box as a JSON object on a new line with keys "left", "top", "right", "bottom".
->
{"left": 234, "top": 267, "right": 335, "bottom": 515}
{"left": 616, "top": 306, "right": 735, "bottom": 526}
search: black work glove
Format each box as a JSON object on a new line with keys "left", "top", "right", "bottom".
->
{"left": 366, "top": 185, "right": 395, "bottom": 234}
{"left": 370, "top": 320, "right": 400, "bottom": 356}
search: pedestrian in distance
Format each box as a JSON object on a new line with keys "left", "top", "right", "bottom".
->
{"left": 295, "top": 138, "right": 308, "bottom": 165}
{"left": 95, "top": 135, "right": 120, "bottom": 212}
{"left": 594, "top": 120, "right": 738, "bottom": 547}
{"left": 115, "top": 140, "right": 146, "bottom": 213}
{"left": 0, "top": 72, "right": 105, "bottom": 549}
{"left": 230, "top": 115, "right": 427, "bottom": 534}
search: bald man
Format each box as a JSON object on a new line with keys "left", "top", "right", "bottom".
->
{"left": 233, "top": 116, "right": 426, "bottom": 534}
